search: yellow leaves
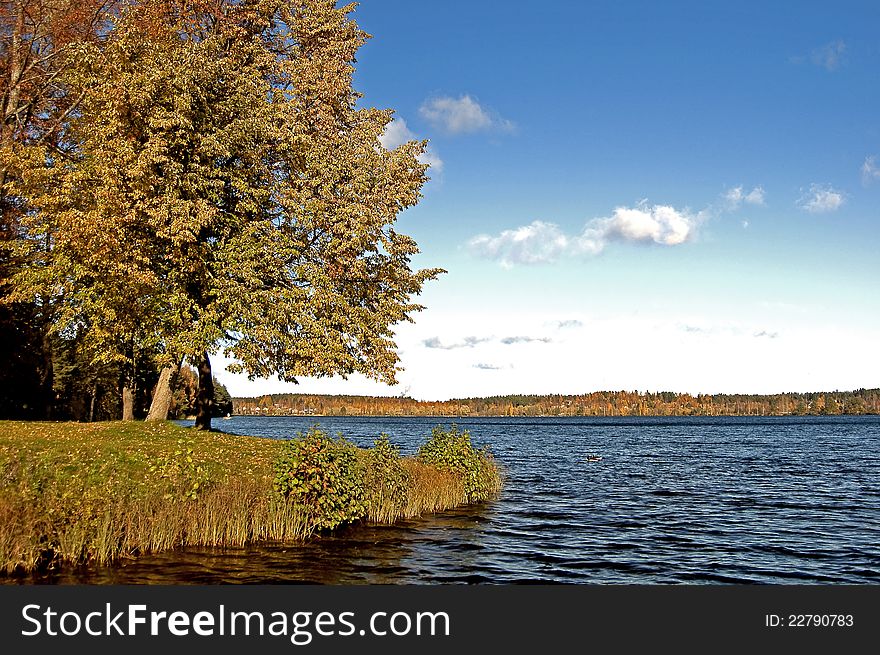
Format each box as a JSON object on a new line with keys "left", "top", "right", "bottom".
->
{"left": 8, "top": 1, "right": 442, "bottom": 391}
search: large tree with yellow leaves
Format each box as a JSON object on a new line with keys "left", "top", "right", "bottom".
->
{"left": 9, "top": 0, "right": 441, "bottom": 429}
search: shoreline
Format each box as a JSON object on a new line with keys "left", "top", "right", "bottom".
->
{"left": 0, "top": 421, "right": 501, "bottom": 576}
{"left": 224, "top": 412, "right": 879, "bottom": 418}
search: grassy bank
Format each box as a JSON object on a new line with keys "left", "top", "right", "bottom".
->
{"left": 0, "top": 421, "right": 502, "bottom": 575}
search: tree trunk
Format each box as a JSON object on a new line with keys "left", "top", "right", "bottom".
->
{"left": 121, "top": 386, "right": 135, "bottom": 421}
{"left": 88, "top": 384, "right": 98, "bottom": 422}
{"left": 194, "top": 352, "right": 214, "bottom": 431}
{"left": 39, "top": 323, "right": 54, "bottom": 419}
{"left": 0, "top": 3, "right": 25, "bottom": 194}
{"left": 146, "top": 365, "right": 177, "bottom": 421}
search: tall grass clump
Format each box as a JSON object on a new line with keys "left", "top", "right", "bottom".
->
{"left": 362, "top": 435, "right": 409, "bottom": 523}
{"left": 417, "top": 425, "right": 503, "bottom": 503}
{"left": 398, "top": 459, "right": 465, "bottom": 517}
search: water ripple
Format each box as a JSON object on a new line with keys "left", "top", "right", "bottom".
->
{"left": 41, "top": 415, "right": 880, "bottom": 585}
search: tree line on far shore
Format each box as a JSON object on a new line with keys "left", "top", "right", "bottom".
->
{"left": 234, "top": 389, "right": 880, "bottom": 417}
{"left": 1, "top": 1, "right": 439, "bottom": 428}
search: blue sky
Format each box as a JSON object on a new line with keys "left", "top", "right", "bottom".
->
{"left": 217, "top": 0, "right": 880, "bottom": 399}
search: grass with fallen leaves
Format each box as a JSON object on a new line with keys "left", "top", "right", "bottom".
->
{"left": 0, "top": 421, "right": 501, "bottom": 575}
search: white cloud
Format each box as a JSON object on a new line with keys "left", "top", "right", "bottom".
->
{"left": 798, "top": 184, "right": 845, "bottom": 213}
{"left": 746, "top": 188, "right": 766, "bottom": 205}
{"left": 811, "top": 40, "right": 846, "bottom": 71}
{"left": 468, "top": 220, "right": 570, "bottom": 267}
{"left": 423, "top": 336, "right": 491, "bottom": 350}
{"left": 723, "top": 185, "right": 765, "bottom": 209}
{"left": 378, "top": 118, "right": 415, "bottom": 150}
{"left": 417, "top": 148, "right": 444, "bottom": 174}
{"left": 500, "top": 336, "right": 552, "bottom": 345}
{"left": 379, "top": 117, "right": 443, "bottom": 173}
{"left": 468, "top": 202, "right": 703, "bottom": 267}
{"left": 861, "top": 156, "right": 880, "bottom": 185}
{"left": 419, "top": 94, "right": 514, "bottom": 135}
{"left": 587, "top": 202, "right": 703, "bottom": 248}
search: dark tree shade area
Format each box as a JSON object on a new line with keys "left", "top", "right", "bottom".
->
{"left": 0, "top": 303, "right": 47, "bottom": 419}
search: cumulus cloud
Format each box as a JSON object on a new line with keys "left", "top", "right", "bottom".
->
{"left": 423, "top": 336, "right": 491, "bottom": 350}
{"left": 861, "top": 156, "right": 880, "bottom": 186}
{"left": 811, "top": 40, "right": 846, "bottom": 71}
{"left": 419, "top": 94, "right": 514, "bottom": 135}
{"left": 468, "top": 220, "right": 570, "bottom": 267}
{"left": 798, "top": 184, "right": 845, "bottom": 213}
{"left": 723, "top": 185, "right": 765, "bottom": 209}
{"left": 500, "top": 336, "right": 552, "bottom": 345}
{"left": 584, "top": 202, "right": 703, "bottom": 249}
{"left": 468, "top": 202, "right": 703, "bottom": 267}
{"left": 379, "top": 117, "right": 443, "bottom": 173}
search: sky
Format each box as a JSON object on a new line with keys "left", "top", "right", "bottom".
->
{"left": 215, "top": 0, "right": 880, "bottom": 400}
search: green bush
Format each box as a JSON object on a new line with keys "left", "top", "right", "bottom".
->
{"left": 417, "top": 425, "right": 501, "bottom": 503}
{"left": 362, "top": 435, "right": 409, "bottom": 523}
{"left": 272, "top": 427, "right": 365, "bottom": 530}
{"left": 271, "top": 425, "right": 501, "bottom": 534}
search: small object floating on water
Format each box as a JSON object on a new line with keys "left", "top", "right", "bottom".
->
{"left": 584, "top": 455, "right": 603, "bottom": 463}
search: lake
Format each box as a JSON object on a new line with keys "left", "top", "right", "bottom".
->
{"left": 53, "top": 415, "right": 880, "bottom": 584}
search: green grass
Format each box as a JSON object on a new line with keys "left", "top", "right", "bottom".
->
{"left": 0, "top": 420, "right": 501, "bottom": 575}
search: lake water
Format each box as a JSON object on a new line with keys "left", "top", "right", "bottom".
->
{"left": 57, "top": 415, "right": 880, "bottom": 584}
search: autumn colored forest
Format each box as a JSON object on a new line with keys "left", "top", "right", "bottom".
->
{"left": 235, "top": 388, "right": 880, "bottom": 417}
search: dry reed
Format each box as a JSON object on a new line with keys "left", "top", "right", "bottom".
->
{"left": 0, "top": 420, "right": 502, "bottom": 575}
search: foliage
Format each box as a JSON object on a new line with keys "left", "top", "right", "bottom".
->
{"left": 270, "top": 425, "right": 503, "bottom": 528}
{"left": 362, "top": 434, "right": 409, "bottom": 523}
{"left": 4, "top": 1, "right": 442, "bottom": 427}
{"left": 168, "top": 365, "right": 232, "bottom": 419}
{"left": 272, "top": 427, "right": 365, "bottom": 530}
{"left": 234, "top": 389, "right": 880, "bottom": 418}
{"left": 417, "top": 425, "right": 502, "bottom": 503}
{"left": 147, "top": 438, "right": 211, "bottom": 501}
{"left": 213, "top": 382, "right": 233, "bottom": 417}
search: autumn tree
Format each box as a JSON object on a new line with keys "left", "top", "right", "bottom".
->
{"left": 0, "top": 0, "right": 119, "bottom": 418}
{"left": 9, "top": 0, "right": 440, "bottom": 429}
{"left": 1, "top": 0, "right": 114, "bottom": 193}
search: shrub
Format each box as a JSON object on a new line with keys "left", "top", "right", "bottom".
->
{"left": 417, "top": 425, "right": 502, "bottom": 503}
{"left": 362, "top": 435, "right": 409, "bottom": 523}
{"left": 272, "top": 427, "right": 365, "bottom": 530}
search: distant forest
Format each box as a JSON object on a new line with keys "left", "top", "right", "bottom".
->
{"left": 234, "top": 389, "right": 880, "bottom": 417}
